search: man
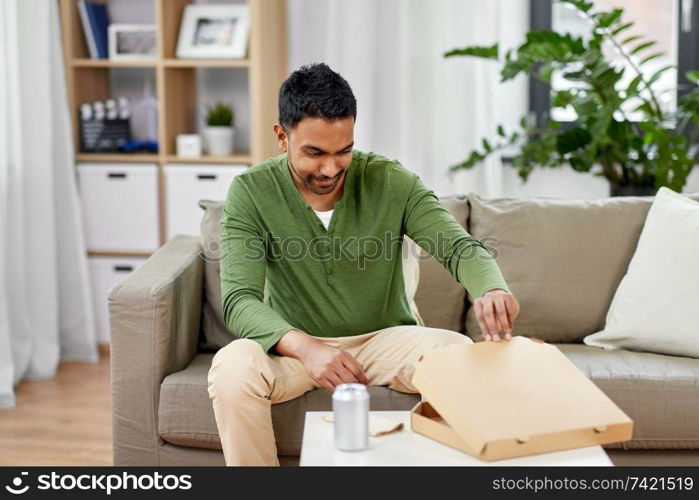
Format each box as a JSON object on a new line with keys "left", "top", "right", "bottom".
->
{"left": 207, "top": 63, "right": 520, "bottom": 466}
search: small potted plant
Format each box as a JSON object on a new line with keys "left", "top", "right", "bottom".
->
{"left": 203, "top": 102, "right": 234, "bottom": 156}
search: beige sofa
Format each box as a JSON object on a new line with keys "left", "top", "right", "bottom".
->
{"left": 109, "top": 192, "right": 699, "bottom": 466}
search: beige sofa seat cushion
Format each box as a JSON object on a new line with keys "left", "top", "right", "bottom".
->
{"left": 160, "top": 345, "right": 699, "bottom": 454}
{"left": 465, "top": 193, "right": 699, "bottom": 343}
{"left": 158, "top": 354, "right": 420, "bottom": 455}
{"left": 554, "top": 343, "right": 699, "bottom": 449}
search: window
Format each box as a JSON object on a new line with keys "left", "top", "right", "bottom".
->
{"left": 529, "top": 0, "right": 699, "bottom": 125}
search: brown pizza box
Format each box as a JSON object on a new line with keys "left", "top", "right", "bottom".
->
{"left": 410, "top": 336, "right": 633, "bottom": 461}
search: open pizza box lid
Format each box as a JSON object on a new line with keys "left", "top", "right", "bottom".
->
{"left": 410, "top": 336, "right": 633, "bottom": 461}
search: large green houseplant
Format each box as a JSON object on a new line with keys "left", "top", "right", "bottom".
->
{"left": 445, "top": 0, "right": 699, "bottom": 196}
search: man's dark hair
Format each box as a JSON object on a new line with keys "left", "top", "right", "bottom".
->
{"left": 278, "top": 63, "right": 357, "bottom": 131}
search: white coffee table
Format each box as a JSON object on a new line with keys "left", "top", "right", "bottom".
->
{"left": 300, "top": 411, "right": 613, "bottom": 466}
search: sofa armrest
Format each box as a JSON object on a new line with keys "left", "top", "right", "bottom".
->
{"left": 108, "top": 235, "right": 204, "bottom": 465}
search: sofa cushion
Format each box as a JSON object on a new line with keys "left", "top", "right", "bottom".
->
{"left": 161, "top": 346, "right": 699, "bottom": 452}
{"left": 554, "top": 343, "right": 699, "bottom": 449}
{"left": 403, "top": 236, "right": 425, "bottom": 327}
{"left": 158, "top": 354, "right": 420, "bottom": 455}
{"left": 198, "top": 200, "right": 236, "bottom": 351}
{"left": 584, "top": 188, "right": 699, "bottom": 358}
{"left": 465, "top": 192, "right": 699, "bottom": 343}
{"left": 159, "top": 346, "right": 699, "bottom": 454}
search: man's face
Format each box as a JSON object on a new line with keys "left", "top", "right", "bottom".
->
{"left": 275, "top": 116, "right": 355, "bottom": 195}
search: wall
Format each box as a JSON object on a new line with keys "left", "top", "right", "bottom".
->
{"left": 108, "top": 0, "right": 699, "bottom": 198}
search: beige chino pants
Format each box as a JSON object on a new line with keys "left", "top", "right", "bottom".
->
{"left": 206, "top": 324, "right": 472, "bottom": 466}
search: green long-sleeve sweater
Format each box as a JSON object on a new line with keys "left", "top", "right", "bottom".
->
{"left": 220, "top": 150, "right": 510, "bottom": 352}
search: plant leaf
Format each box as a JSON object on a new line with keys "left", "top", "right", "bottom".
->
{"left": 596, "top": 8, "right": 623, "bottom": 28}
{"left": 639, "top": 51, "right": 666, "bottom": 66}
{"left": 630, "top": 40, "right": 657, "bottom": 55}
{"left": 647, "top": 64, "right": 675, "bottom": 86}
{"left": 621, "top": 34, "right": 643, "bottom": 45}
{"left": 686, "top": 71, "right": 699, "bottom": 84}
{"left": 538, "top": 62, "right": 554, "bottom": 83}
{"left": 563, "top": 70, "right": 586, "bottom": 81}
{"left": 611, "top": 21, "right": 634, "bottom": 36}
{"left": 552, "top": 89, "right": 574, "bottom": 107}
{"left": 444, "top": 44, "right": 499, "bottom": 60}
{"left": 559, "top": 0, "right": 594, "bottom": 13}
{"left": 556, "top": 126, "right": 592, "bottom": 155}
{"left": 626, "top": 74, "right": 643, "bottom": 95}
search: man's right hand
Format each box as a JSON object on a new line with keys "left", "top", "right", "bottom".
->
{"left": 298, "top": 342, "right": 368, "bottom": 393}
{"left": 274, "top": 329, "right": 368, "bottom": 393}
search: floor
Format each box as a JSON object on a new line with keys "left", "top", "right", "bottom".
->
{"left": 0, "top": 345, "right": 112, "bottom": 466}
{"left": 2, "top": 346, "right": 698, "bottom": 467}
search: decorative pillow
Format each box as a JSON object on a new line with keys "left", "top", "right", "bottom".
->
{"left": 198, "top": 200, "right": 424, "bottom": 351}
{"left": 198, "top": 200, "right": 234, "bottom": 351}
{"left": 402, "top": 235, "right": 425, "bottom": 327}
{"left": 463, "top": 193, "right": 699, "bottom": 343}
{"left": 584, "top": 187, "right": 699, "bottom": 358}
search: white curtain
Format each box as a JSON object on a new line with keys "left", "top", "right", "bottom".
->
{"left": 287, "top": 0, "right": 529, "bottom": 197}
{"left": 0, "top": 0, "right": 97, "bottom": 409}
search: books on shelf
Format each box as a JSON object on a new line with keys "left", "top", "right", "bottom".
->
{"left": 77, "top": 1, "right": 111, "bottom": 59}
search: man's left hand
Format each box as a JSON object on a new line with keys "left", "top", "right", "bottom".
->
{"left": 473, "top": 289, "right": 520, "bottom": 342}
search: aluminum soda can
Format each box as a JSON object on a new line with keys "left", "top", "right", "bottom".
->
{"left": 332, "top": 383, "right": 369, "bottom": 451}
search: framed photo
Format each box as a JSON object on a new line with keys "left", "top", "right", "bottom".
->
{"left": 176, "top": 5, "right": 250, "bottom": 59}
{"left": 108, "top": 24, "right": 157, "bottom": 61}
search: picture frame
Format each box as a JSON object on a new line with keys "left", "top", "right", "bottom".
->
{"left": 175, "top": 4, "right": 250, "bottom": 59}
{"left": 108, "top": 24, "right": 157, "bottom": 61}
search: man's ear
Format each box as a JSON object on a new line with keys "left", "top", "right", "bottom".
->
{"left": 273, "top": 124, "right": 288, "bottom": 153}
